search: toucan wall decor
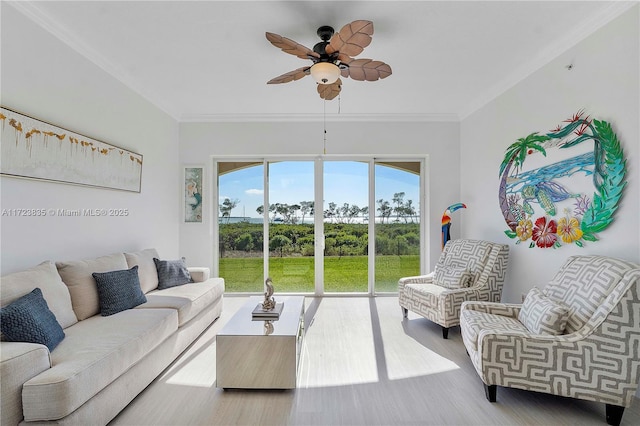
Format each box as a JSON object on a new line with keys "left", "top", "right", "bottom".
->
{"left": 442, "top": 203, "right": 466, "bottom": 249}
{"left": 499, "top": 110, "right": 627, "bottom": 249}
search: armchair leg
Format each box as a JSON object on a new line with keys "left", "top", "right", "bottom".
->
{"left": 401, "top": 307, "right": 408, "bottom": 319}
{"left": 484, "top": 384, "right": 497, "bottom": 402}
{"left": 606, "top": 404, "right": 625, "bottom": 426}
{"left": 442, "top": 327, "right": 449, "bottom": 339}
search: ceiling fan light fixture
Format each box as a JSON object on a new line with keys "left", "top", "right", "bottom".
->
{"left": 310, "top": 62, "right": 340, "bottom": 84}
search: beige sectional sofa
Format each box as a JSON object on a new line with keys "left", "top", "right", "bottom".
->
{"left": 0, "top": 249, "right": 224, "bottom": 425}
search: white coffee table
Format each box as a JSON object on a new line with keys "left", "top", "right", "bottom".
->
{"left": 216, "top": 296, "right": 305, "bottom": 389}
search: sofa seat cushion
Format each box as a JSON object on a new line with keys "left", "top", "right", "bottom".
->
{"left": 139, "top": 278, "right": 224, "bottom": 326}
{"left": 461, "top": 309, "right": 528, "bottom": 352}
{"left": 404, "top": 283, "right": 446, "bottom": 309}
{"left": 21, "top": 308, "right": 178, "bottom": 422}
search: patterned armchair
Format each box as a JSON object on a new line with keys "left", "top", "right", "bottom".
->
{"left": 398, "top": 239, "right": 509, "bottom": 339}
{"left": 460, "top": 255, "right": 640, "bottom": 426}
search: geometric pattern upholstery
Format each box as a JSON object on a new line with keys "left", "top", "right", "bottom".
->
{"left": 460, "top": 255, "right": 640, "bottom": 416}
{"left": 518, "top": 287, "right": 569, "bottom": 335}
{"left": 544, "top": 255, "right": 630, "bottom": 334}
{"left": 399, "top": 239, "right": 510, "bottom": 333}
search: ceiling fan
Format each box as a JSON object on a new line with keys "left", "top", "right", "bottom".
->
{"left": 266, "top": 20, "right": 392, "bottom": 100}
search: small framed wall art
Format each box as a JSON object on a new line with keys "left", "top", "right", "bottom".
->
{"left": 0, "top": 107, "right": 143, "bottom": 192}
{"left": 184, "top": 165, "right": 204, "bottom": 223}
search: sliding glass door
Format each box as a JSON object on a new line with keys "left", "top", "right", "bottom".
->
{"left": 374, "top": 161, "right": 421, "bottom": 292}
{"left": 217, "top": 161, "right": 264, "bottom": 292}
{"left": 267, "top": 161, "right": 315, "bottom": 292}
{"left": 215, "top": 157, "right": 424, "bottom": 294}
{"left": 323, "top": 161, "right": 369, "bottom": 293}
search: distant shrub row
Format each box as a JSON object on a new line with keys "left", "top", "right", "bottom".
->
{"left": 219, "top": 222, "right": 420, "bottom": 257}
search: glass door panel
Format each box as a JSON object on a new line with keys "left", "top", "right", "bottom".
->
{"left": 323, "top": 161, "right": 369, "bottom": 292}
{"left": 218, "top": 162, "right": 264, "bottom": 292}
{"left": 268, "top": 161, "right": 315, "bottom": 292}
{"left": 374, "top": 162, "right": 421, "bottom": 292}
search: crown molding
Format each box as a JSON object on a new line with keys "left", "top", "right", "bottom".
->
{"left": 179, "top": 112, "right": 460, "bottom": 123}
{"left": 459, "top": 1, "right": 638, "bottom": 120}
{"left": 10, "top": 0, "right": 635, "bottom": 124}
{"left": 7, "top": 1, "right": 182, "bottom": 121}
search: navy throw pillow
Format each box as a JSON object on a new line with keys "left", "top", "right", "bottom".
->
{"left": 0, "top": 287, "right": 65, "bottom": 351}
{"left": 92, "top": 266, "right": 147, "bottom": 316}
{"left": 154, "top": 257, "right": 193, "bottom": 290}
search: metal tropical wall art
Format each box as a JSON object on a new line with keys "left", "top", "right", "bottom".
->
{"left": 499, "top": 110, "right": 627, "bottom": 249}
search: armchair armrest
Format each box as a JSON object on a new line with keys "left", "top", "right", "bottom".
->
{"left": 461, "top": 301, "right": 521, "bottom": 319}
{"left": 399, "top": 272, "right": 435, "bottom": 285}
{"left": 188, "top": 267, "right": 210, "bottom": 283}
{"left": 398, "top": 272, "right": 435, "bottom": 294}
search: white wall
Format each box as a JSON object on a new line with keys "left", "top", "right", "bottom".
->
{"left": 179, "top": 120, "right": 460, "bottom": 273}
{"left": 460, "top": 6, "right": 640, "bottom": 303}
{"left": 0, "top": 5, "right": 180, "bottom": 274}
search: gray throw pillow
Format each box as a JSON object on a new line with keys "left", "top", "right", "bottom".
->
{"left": 433, "top": 265, "right": 472, "bottom": 289}
{"left": 92, "top": 266, "right": 147, "bottom": 316}
{"left": 0, "top": 287, "right": 65, "bottom": 351}
{"left": 154, "top": 257, "right": 193, "bottom": 290}
{"left": 518, "top": 287, "right": 569, "bottom": 335}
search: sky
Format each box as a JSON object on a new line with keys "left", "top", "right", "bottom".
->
{"left": 219, "top": 160, "right": 420, "bottom": 219}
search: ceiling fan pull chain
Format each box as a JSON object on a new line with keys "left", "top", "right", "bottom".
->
{"left": 323, "top": 99, "right": 327, "bottom": 155}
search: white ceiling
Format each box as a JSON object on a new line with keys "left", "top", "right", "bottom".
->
{"left": 9, "top": 1, "right": 636, "bottom": 121}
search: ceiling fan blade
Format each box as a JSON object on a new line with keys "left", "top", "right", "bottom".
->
{"left": 343, "top": 59, "right": 392, "bottom": 81}
{"left": 267, "top": 66, "right": 310, "bottom": 84}
{"left": 266, "top": 32, "right": 320, "bottom": 60}
{"left": 317, "top": 78, "right": 342, "bottom": 100}
{"left": 326, "top": 20, "right": 373, "bottom": 57}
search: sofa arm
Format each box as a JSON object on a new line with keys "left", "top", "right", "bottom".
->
{"left": 188, "top": 267, "right": 210, "bottom": 283}
{"left": 461, "top": 301, "right": 521, "bottom": 319}
{"left": 1, "top": 342, "right": 51, "bottom": 426}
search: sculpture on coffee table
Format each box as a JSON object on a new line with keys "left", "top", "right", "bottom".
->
{"left": 262, "top": 277, "right": 276, "bottom": 311}
{"left": 252, "top": 277, "right": 283, "bottom": 319}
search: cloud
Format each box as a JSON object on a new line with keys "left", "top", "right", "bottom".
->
{"left": 246, "top": 188, "right": 263, "bottom": 196}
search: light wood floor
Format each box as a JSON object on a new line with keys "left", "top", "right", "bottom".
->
{"left": 110, "top": 296, "right": 640, "bottom": 425}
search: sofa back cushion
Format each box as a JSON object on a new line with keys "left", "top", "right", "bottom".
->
{"left": 56, "top": 253, "right": 128, "bottom": 320}
{"left": 543, "top": 255, "right": 637, "bottom": 334}
{"left": 124, "top": 248, "right": 160, "bottom": 293}
{"left": 1, "top": 261, "right": 77, "bottom": 329}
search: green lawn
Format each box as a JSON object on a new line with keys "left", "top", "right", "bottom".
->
{"left": 220, "top": 255, "right": 418, "bottom": 293}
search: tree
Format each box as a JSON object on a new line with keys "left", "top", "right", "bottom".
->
{"left": 360, "top": 206, "right": 369, "bottom": 222}
{"left": 270, "top": 234, "right": 291, "bottom": 257}
{"left": 392, "top": 192, "right": 406, "bottom": 222}
{"left": 284, "top": 204, "right": 301, "bottom": 224}
{"left": 403, "top": 199, "right": 417, "bottom": 223}
{"left": 220, "top": 198, "right": 239, "bottom": 223}
{"left": 377, "top": 199, "right": 392, "bottom": 223}
{"left": 324, "top": 202, "right": 338, "bottom": 222}
{"left": 300, "top": 201, "right": 314, "bottom": 224}
{"left": 235, "top": 233, "right": 254, "bottom": 252}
